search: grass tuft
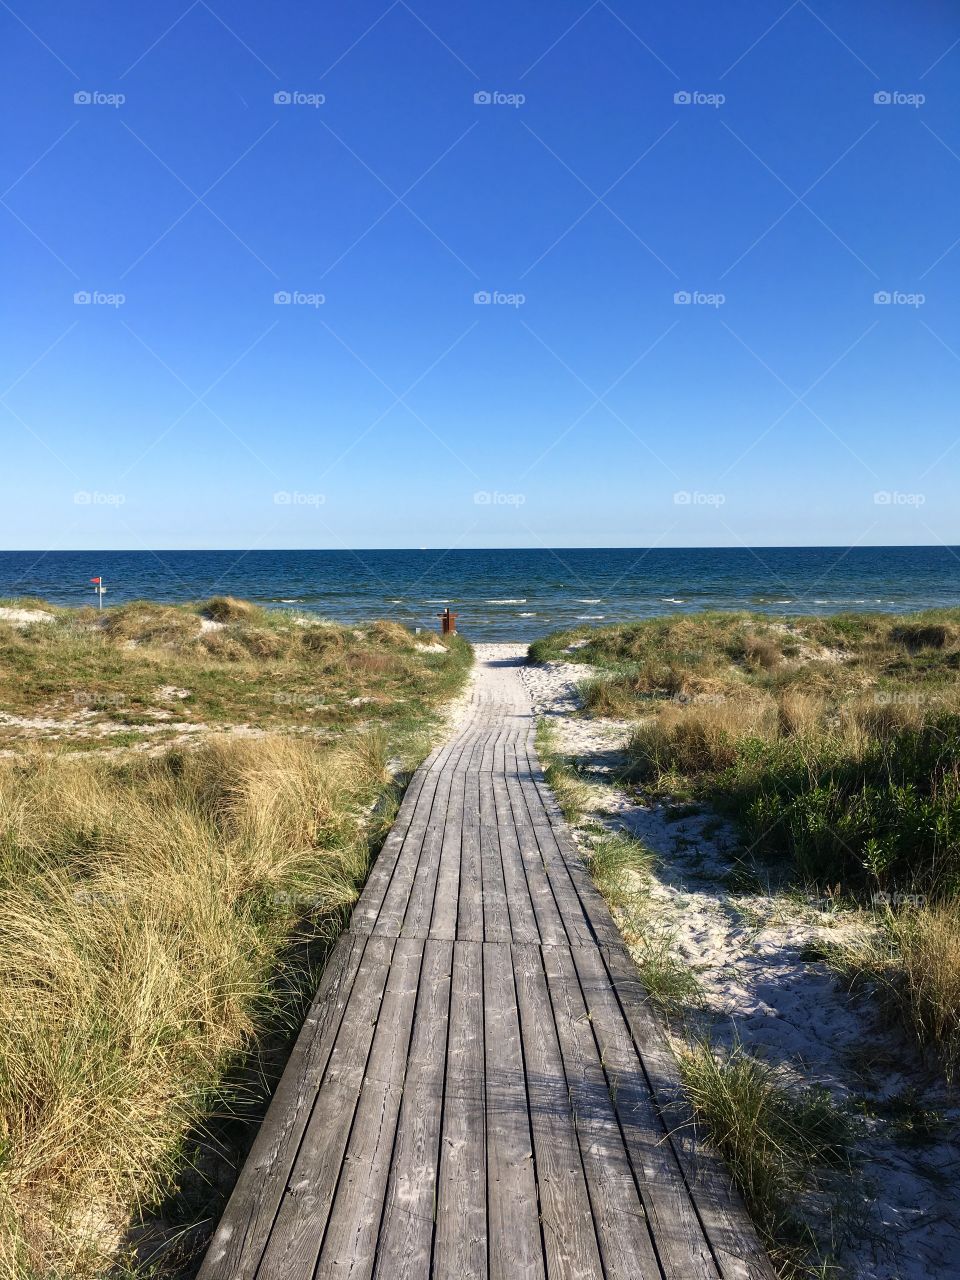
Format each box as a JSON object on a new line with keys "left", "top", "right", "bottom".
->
{"left": 678, "top": 1040, "right": 854, "bottom": 1276}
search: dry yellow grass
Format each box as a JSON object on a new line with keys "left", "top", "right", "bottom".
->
{"left": 0, "top": 733, "right": 390, "bottom": 1278}
{"left": 826, "top": 905, "right": 960, "bottom": 1082}
{"left": 628, "top": 694, "right": 779, "bottom": 777}
{"left": 890, "top": 905, "right": 960, "bottom": 1076}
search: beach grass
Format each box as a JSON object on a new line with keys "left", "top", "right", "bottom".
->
{"left": 0, "top": 600, "right": 471, "bottom": 1278}
{"left": 0, "top": 597, "right": 469, "bottom": 752}
{"left": 678, "top": 1040, "right": 854, "bottom": 1275}
{"left": 530, "top": 609, "right": 960, "bottom": 1079}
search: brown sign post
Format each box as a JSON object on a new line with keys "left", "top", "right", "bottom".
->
{"left": 438, "top": 608, "right": 458, "bottom": 635}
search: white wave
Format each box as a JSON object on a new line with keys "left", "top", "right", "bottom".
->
{"left": 519, "top": 611, "right": 536, "bottom": 617}
{"left": 661, "top": 597, "right": 685, "bottom": 604}
{"left": 576, "top": 598, "right": 601, "bottom": 603}
{"left": 486, "top": 598, "right": 526, "bottom": 604}
{"left": 577, "top": 614, "right": 605, "bottom": 620}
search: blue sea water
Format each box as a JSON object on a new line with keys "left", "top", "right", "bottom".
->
{"left": 1, "top": 547, "right": 959, "bottom": 643}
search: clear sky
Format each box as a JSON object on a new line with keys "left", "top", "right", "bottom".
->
{"left": 2, "top": 1, "right": 959, "bottom": 551}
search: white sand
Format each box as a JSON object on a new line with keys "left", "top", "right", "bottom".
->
{"left": 517, "top": 645, "right": 960, "bottom": 1280}
{"left": 0, "top": 606, "right": 54, "bottom": 625}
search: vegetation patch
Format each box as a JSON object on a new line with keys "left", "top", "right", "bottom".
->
{"left": 678, "top": 1041, "right": 855, "bottom": 1276}
{"left": 0, "top": 600, "right": 472, "bottom": 1278}
{"left": 531, "top": 610, "right": 960, "bottom": 1081}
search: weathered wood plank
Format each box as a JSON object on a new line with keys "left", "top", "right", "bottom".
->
{"left": 375, "top": 762, "right": 453, "bottom": 936}
{"left": 533, "top": 819, "right": 619, "bottom": 949}
{"left": 504, "top": 768, "right": 567, "bottom": 947}
{"left": 571, "top": 943, "right": 718, "bottom": 1279}
{"left": 430, "top": 730, "right": 482, "bottom": 940}
{"left": 401, "top": 729, "right": 480, "bottom": 939}
{"left": 457, "top": 754, "right": 484, "bottom": 943}
{"left": 373, "top": 938, "right": 453, "bottom": 1279}
{"left": 256, "top": 936, "right": 397, "bottom": 1279}
{"left": 542, "top": 943, "right": 665, "bottom": 1280}
{"left": 434, "top": 939, "right": 487, "bottom": 1279}
{"left": 512, "top": 943, "right": 604, "bottom": 1279}
{"left": 484, "top": 942, "right": 545, "bottom": 1280}
{"left": 196, "top": 932, "right": 368, "bottom": 1280}
{"left": 492, "top": 751, "right": 540, "bottom": 942}
{"left": 349, "top": 765, "right": 435, "bottom": 936}
{"left": 316, "top": 937, "right": 425, "bottom": 1278}
{"left": 480, "top": 771, "right": 511, "bottom": 942}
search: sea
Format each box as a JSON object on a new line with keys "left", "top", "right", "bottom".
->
{"left": 1, "top": 547, "right": 958, "bottom": 643}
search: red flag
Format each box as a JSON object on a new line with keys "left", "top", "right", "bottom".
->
{"left": 90, "top": 577, "right": 101, "bottom": 583}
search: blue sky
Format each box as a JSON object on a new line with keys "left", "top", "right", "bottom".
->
{"left": 2, "top": 0, "right": 959, "bottom": 550}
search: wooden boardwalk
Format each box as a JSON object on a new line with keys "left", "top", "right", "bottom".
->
{"left": 198, "top": 652, "right": 775, "bottom": 1280}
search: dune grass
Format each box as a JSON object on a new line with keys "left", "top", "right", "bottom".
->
{"left": 678, "top": 1041, "right": 854, "bottom": 1276}
{"left": 534, "top": 719, "right": 592, "bottom": 822}
{"left": 0, "top": 601, "right": 471, "bottom": 1278}
{"left": 0, "top": 597, "right": 470, "bottom": 751}
{"left": 530, "top": 609, "right": 960, "bottom": 1080}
